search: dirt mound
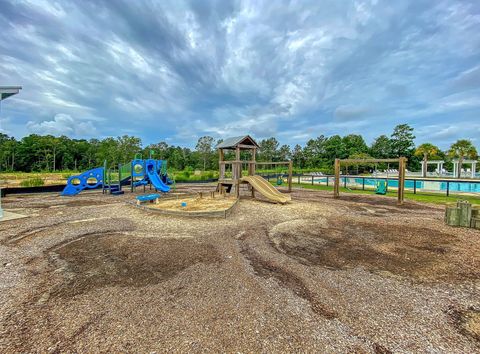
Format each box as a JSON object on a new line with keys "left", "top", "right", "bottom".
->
{"left": 241, "top": 244, "right": 337, "bottom": 319}
{"left": 464, "top": 310, "right": 480, "bottom": 341}
{"left": 52, "top": 234, "right": 221, "bottom": 297}
{"left": 346, "top": 205, "right": 406, "bottom": 217}
{"left": 269, "top": 218, "right": 476, "bottom": 281}
{"left": 447, "top": 306, "right": 480, "bottom": 343}
{"left": 331, "top": 194, "right": 438, "bottom": 211}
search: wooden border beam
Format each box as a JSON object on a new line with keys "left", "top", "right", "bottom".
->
{"left": 339, "top": 158, "right": 401, "bottom": 164}
{"left": 254, "top": 161, "right": 292, "bottom": 166}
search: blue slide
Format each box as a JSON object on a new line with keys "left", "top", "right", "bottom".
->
{"left": 145, "top": 159, "right": 170, "bottom": 192}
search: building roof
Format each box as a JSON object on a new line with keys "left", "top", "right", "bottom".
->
{"left": 451, "top": 159, "right": 478, "bottom": 163}
{"left": 0, "top": 86, "right": 22, "bottom": 100}
{"left": 216, "top": 135, "right": 259, "bottom": 149}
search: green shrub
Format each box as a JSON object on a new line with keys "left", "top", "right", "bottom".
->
{"left": 20, "top": 177, "right": 45, "bottom": 187}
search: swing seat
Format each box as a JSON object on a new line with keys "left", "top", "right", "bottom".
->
{"left": 375, "top": 180, "right": 387, "bottom": 195}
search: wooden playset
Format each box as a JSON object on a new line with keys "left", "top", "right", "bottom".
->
{"left": 216, "top": 135, "right": 292, "bottom": 204}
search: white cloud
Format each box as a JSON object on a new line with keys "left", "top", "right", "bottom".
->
{"left": 1, "top": 0, "right": 479, "bottom": 147}
{"left": 27, "top": 114, "right": 97, "bottom": 137}
{"left": 334, "top": 105, "right": 370, "bottom": 121}
{"left": 415, "top": 123, "right": 480, "bottom": 149}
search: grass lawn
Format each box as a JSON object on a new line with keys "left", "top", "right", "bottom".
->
{"left": 289, "top": 182, "right": 480, "bottom": 205}
{"left": 0, "top": 172, "right": 72, "bottom": 187}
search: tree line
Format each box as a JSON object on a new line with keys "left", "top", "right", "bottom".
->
{"left": 0, "top": 124, "right": 477, "bottom": 176}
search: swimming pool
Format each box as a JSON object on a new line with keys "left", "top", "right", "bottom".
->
{"left": 358, "top": 178, "right": 480, "bottom": 193}
{"left": 312, "top": 177, "right": 480, "bottom": 193}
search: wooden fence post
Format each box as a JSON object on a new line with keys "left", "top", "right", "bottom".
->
{"left": 288, "top": 160, "right": 293, "bottom": 192}
{"left": 334, "top": 159, "right": 340, "bottom": 198}
{"left": 397, "top": 157, "right": 406, "bottom": 205}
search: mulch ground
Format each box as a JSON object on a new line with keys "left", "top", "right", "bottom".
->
{"left": 0, "top": 184, "right": 479, "bottom": 352}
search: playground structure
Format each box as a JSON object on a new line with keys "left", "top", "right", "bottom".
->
{"left": 61, "top": 155, "right": 172, "bottom": 196}
{"left": 334, "top": 157, "right": 407, "bottom": 205}
{"left": 216, "top": 135, "right": 292, "bottom": 204}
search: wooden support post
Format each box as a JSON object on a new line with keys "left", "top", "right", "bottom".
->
{"left": 235, "top": 147, "right": 240, "bottom": 177}
{"left": 458, "top": 200, "right": 472, "bottom": 227}
{"left": 472, "top": 206, "right": 480, "bottom": 229}
{"left": 288, "top": 160, "right": 293, "bottom": 192}
{"left": 250, "top": 147, "right": 256, "bottom": 176}
{"left": 397, "top": 157, "right": 406, "bottom": 205}
{"left": 445, "top": 204, "right": 460, "bottom": 226}
{"left": 219, "top": 149, "right": 225, "bottom": 179}
{"left": 334, "top": 158, "right": 340, "bottom": 198}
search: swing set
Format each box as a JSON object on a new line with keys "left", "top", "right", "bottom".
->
{"left": 259, "top": 163, "right": 288, "bottom": 185}
{"left": 333, "top": 157, "right": 407, "bottom": 205}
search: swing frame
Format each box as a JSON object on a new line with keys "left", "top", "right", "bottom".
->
{"left": 333, "top": 157, "right": 407, "bottom": 205}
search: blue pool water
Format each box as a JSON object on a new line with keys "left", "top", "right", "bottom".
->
{"left": 438, "top": 182, "right": 480, "bottom": 193}
{"left": 354, "top": 178, "right": 419, "bottom": 189}
{"left": 313, "top": 177, "right": 480, "bottom": 193}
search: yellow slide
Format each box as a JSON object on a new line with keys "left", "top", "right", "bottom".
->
{"left": 241, "top": 175, "right": 291, "bottom": 204}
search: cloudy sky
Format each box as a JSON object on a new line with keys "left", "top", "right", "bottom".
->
{"left": 1, "top": 0, "right": 479, "bottom": 148}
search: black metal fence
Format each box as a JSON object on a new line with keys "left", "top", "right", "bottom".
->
{"left": 3, "top": 175, "right": 480, "bottom": 197}
{"left": 1, "top": 184, "right": 67, "bottom": 196}
{"left": 262, "top": 173, "right": 480, "bottom": 197}
{"left": 1, "top": 178, "right": 220, "bottom": 196}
